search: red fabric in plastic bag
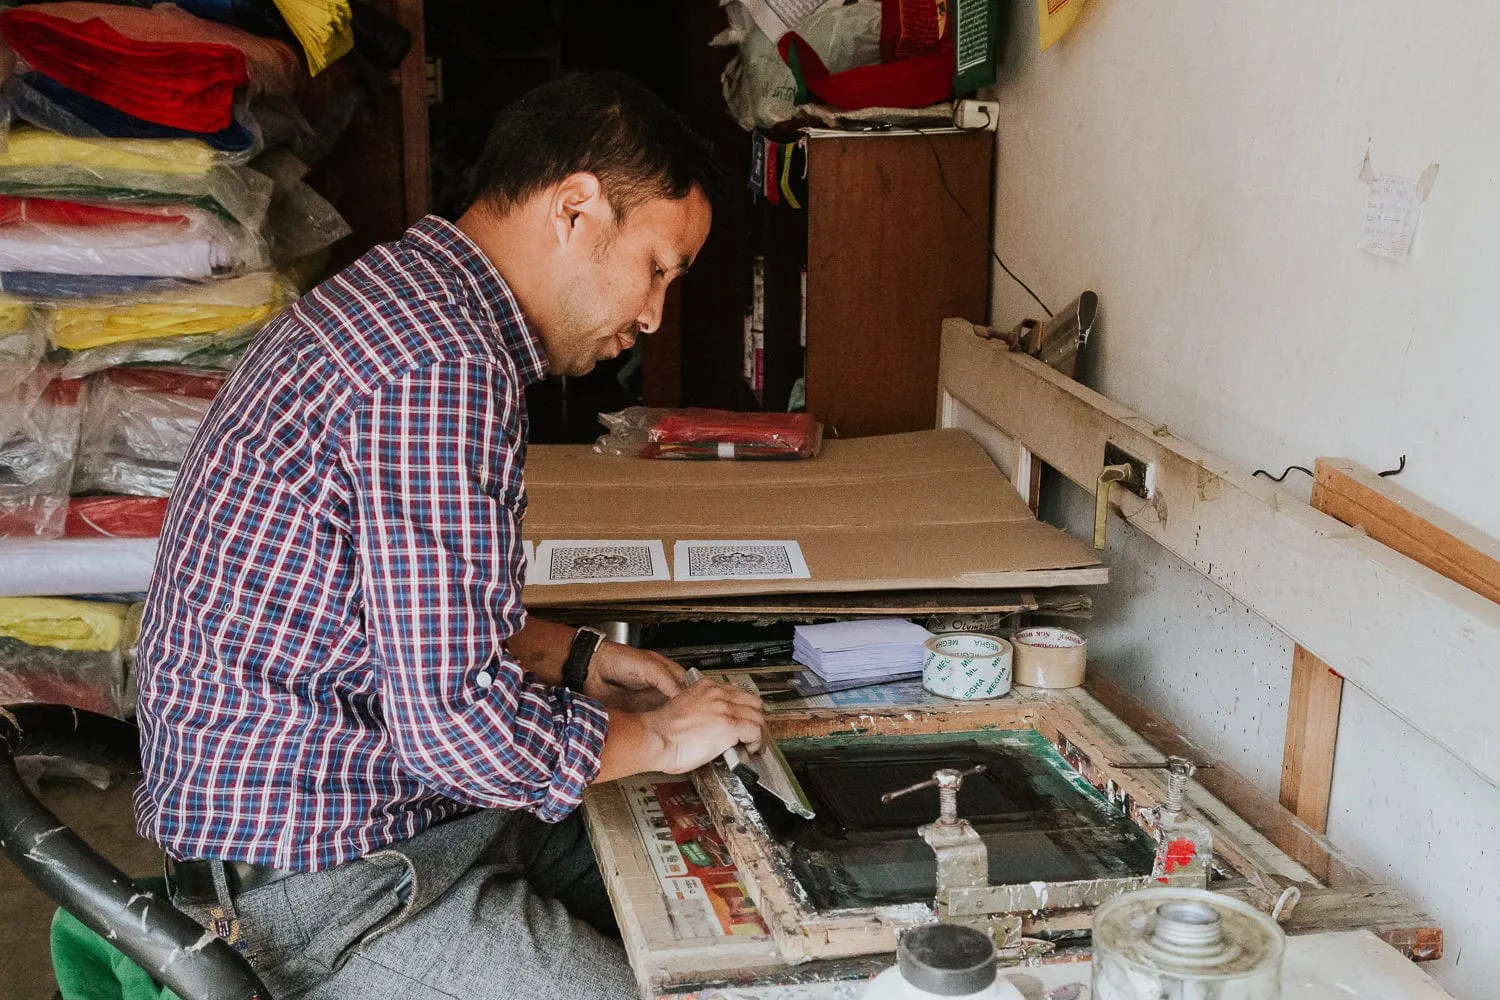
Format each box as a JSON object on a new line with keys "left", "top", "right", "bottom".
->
{"left": 779, "top": 31, "right": 954, "bottom": 111}
{"left": 65, "top": 494, "right": 169, "bottom": 538}
{"left": 100, "top": 366, "right": 226, "bottom": 401}
{"left": 0, "top": 194, "right": 190, "bottom": 228}
{"left": 0, "top": 3, "right": 297, "bottom": 132}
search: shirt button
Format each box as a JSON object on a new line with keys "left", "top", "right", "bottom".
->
{"left": 476, "top": 671, "right": 493, "bottom": 689}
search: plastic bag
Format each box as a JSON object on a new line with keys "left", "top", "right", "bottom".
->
{"left": 594, "top": 407, "right": 824, "bottom": 460}
{"left": 253, "top": 148, "right": 353, "bottom": 261}
{"left": 10, "top": 72, "right": 265, "bottom": 166}
{"left": 64, "top": 494, "right": 170, "bottom": 538}
{"left": 73, "top": 367, "right": 225, "bottom": 497}
{"left": 40, "top": 270, "right": 293, "bottom": 377}
{"left": 0, "top": 299, "right": 44, "bottom": 397}
{"left": 720, "top": 1, "right": 883, "bottom": 130}
{"left": 0, "top": 127, "right": 275, "bottom": 231}
{"left": 0, "top": 596, "right": 136, "bottom": 718}
{"left": 0, "top": 372, "right": 82, "bottom": 538}
{"left": 0, "top": 194, "right": 268, "bottom": 276}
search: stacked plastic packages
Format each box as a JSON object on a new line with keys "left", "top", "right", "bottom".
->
{"left": 0, "top": 0, "right": 374, "bottom": 543}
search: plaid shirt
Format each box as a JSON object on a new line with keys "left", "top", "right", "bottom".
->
{"left": 134, "top": 216, "right": 608, "bottom": 871}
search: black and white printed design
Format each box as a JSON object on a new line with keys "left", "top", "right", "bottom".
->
{"left": 673, "top": 540, "right": 810, "bottom": 582}
{"left": 533, "top": 540, "right": 670, "bottom": 585}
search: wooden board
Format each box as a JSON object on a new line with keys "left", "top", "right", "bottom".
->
{"left": 1278, "top": 646, "right": 1344, "bottom": 832}
{"left": 1313, "top": 458, "right": 1500, "bottom": 605}
{"left": 1281, "top": 459, "right": 1500, "bottom": 831}
{"left": 805, "top": 131, "right": 991, "bottom": 438}
{"left": 937, "top": 318, "right": 1500, "bottom": 794}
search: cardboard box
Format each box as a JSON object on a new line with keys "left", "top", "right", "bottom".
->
{"left": 521, "top": 429, "right": 1105, "bottom": 606}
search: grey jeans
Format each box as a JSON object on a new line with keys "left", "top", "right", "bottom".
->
{"left": 169, "top": 808, "right": 639, "bottom": 1000}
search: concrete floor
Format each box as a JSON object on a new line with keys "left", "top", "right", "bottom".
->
{"left": 1, "top": 778, "right": 163, "bottom": 1000}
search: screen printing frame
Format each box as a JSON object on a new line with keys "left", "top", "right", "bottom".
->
{"left": 689, "top": 698, "right": 1206, "bottom": 963}
{"left": 582, "top": 680, "right": 1441, "bottom": 999}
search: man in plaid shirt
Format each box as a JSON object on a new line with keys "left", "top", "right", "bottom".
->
{"left": 134, "top": 73, "right": 763, "bottom": 999}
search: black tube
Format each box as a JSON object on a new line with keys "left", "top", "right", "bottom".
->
{"left": 0, "top": 705, "right": 271, "bottom": 1000}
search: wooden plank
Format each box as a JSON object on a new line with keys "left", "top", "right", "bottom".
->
{"left": 1314, "top": 458, "right": 1500, "bottom": 605}
{"left": 1279, "top": 647, "right": 1344, "bottom": 832}
{"left": 938, "top": 318, "right": 1500, "bottom": 793}
{"left": 1280, "top": 458, "right": 1500, "bottom": 832}
{"left": 393, "top": 0, "right": 429, "bottom": 224}
{"left": 806, "top": 131, "right": 991, "bottom": 438}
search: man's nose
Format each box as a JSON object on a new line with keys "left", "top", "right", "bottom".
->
{"left": 636, "top": 288, "right": 666, "bottom": 335}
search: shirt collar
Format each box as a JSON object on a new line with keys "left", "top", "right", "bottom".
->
{"left": 403, "top": 215, "right": 551, "bottom": 386}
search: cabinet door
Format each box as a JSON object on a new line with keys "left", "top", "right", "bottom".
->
{"left": 805, "top": 130, "right": 992, "bottom": 438}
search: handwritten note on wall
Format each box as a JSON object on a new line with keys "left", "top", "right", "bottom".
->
{"left": 1357, "top": 153, "right": 1440, "bottom": 263}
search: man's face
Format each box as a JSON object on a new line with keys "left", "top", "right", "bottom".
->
{"left": 543, "top": 184, "right": 712, "bottom": 377}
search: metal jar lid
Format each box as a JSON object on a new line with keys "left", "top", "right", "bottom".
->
{"left": 1092, "top": 888, "right": 1284, "bottom": 979}
{"left": 897, "top": 924, "right": 997, "bottom": 996}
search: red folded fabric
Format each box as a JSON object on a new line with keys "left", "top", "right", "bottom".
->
{"left": 0, "top": 194, "right": 190, "bottom": 228}
{"left": 100, "top": 366, "right": 226, "bottom": 401}
{"left": 881, "top": 0, "right": 946, "bottom": 62}
{"left": 780, "top": 31, "right": 954, "bottom": 111}
{"left": 0, "top": 3, "right": 297, "bottom": 132}
{"left": 65, "top": 495, "right": 170, "bottom": 538}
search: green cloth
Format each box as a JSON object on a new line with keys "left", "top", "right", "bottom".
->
{"left": 50, "top": 877, "right": 184, "bottom": 1000}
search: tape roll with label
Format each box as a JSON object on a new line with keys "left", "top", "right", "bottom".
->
{"left": 1011, "top": 627, "right": 1087, "bottom": 688}
{"left": 922, "top": 633, "right": 1013, "bottom": 701}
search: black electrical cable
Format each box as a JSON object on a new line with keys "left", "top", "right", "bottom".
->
{"left": 917, "top": 127, "right": 1054, "bottom": 319}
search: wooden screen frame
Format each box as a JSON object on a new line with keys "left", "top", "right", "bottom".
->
{"left": 689, "top": 700, "right": 1225, "bottom": 962}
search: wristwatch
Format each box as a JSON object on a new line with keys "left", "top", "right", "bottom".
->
{"left": 562, "top": 626, "right": 607, "bottom": 693}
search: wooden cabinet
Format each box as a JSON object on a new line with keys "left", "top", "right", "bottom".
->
{"left": 752, "top": 128, "right": 994, "bottom": 439}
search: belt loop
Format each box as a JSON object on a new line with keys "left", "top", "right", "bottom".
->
{"left": 206, "top": 860, "right": 245, "bottom": 950}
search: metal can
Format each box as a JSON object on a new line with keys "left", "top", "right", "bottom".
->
{"left": 1092, "top": 887, "right": 1284, "bottom": 1000}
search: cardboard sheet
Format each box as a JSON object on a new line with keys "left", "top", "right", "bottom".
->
{"left": 521, "top": 429, "right": 1105, "bottom": 605}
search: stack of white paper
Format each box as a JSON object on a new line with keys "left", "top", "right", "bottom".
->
{"left": 792, "top": 618, "right": 935, "bottom": 683}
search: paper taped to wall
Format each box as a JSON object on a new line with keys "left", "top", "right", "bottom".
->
{"left": 1357, "top": 153, "right": 1439, "bottom": 262}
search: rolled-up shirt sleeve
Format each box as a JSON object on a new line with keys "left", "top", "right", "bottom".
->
{"left": 346, "top": 356, "right": 606, "bottom": 821}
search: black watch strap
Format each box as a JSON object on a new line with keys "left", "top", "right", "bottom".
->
{"left": 562, "top": 626, "right": 606, "bottom": 692}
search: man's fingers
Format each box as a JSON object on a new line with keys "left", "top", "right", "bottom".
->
{"left": 647, "top": 654, "right": 689, "bottom": 696}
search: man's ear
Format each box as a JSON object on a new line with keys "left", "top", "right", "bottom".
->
{"left": 548, "top": 172, "right": 607, "bottom": 250}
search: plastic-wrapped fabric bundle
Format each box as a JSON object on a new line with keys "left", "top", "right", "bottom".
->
{"left": 0, "top": 298, "right": 44, "bottom": 397}
{"left": 271, "top": 0, "right": 353, "bottom": 75}
{"left": 11, "top": 71, "right": 263, "bottom": 163}
{"left": 73, "top": 366, "right": 225, "bottom": 497}
{"left": 0, "top": 194, "right": 267, "bottom": 277}
{"left": 253, "top": 148, "right": 352, "bottom": 261}
{"left": 64, "top": 494, "right": 170, "bottom": 538}
{"left": 0, "top": 2, "right": 301, "bottom": 132}
{"left": 41, "top": 270, "right": 292, "bottom": 379}
{"left": 0, "top": 597, "right": 136, "bottom": 718}
{"left": 594, "top": 407, "right": 825, "bottom": 460}
{"left": 0, "top": 128, "right": 275, "bottom": 231}
{"left": 0, "top": 373, "right": 83, "bottom": 538}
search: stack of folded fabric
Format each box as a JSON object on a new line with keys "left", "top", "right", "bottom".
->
{"left": 0, "top": 0, "right": 388, "bottom": 540}
{"left": 0, "top": 596, "right": 138, "bottom": 718}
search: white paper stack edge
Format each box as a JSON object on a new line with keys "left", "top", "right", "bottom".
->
{"left": 792, "top": 618, "right": 935, "bottom": 683}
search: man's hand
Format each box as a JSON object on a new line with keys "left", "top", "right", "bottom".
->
{"left": 584, "top": 642, "right": 688, "bottom": 712}
{"left": 596, "top": 675, "right": 766, "bottom": 782}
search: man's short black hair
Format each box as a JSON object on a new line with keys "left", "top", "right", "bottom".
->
{"left": 471, "top": 71, "right": 719, "bottom": 219}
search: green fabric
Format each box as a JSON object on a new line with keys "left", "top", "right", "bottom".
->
{"left": 49, "top": 877, "right": 184, "bottom": 1000}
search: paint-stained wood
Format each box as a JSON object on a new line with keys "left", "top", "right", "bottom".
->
{"left": 805, "top": 132, "right": 991, "bottom": 438}
{"left": 1314, "top": 458, "right": 1500, "bottom": 605}
{"left": 937, "top": 318, "right": 1500, "bottom": 794}
{"left": 1279, "top": 647, "right": 1344, "bottom": 832}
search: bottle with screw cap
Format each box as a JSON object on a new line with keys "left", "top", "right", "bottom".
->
{"left": 864, "top": 924, "right": 1025, "bottom": 1000}
{"left": 1092, "top": 887, "right": 1283, "bottom": 1000}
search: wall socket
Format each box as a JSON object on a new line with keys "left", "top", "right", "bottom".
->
{"left": 1104, "top": 442, "right": 1152, "bottom": 499}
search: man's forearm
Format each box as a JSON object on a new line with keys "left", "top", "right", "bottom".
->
{"left": 505, "top": 616, "right": 579, "bottom": 685}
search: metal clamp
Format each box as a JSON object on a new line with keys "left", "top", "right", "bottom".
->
{"left": 1111, "top": 755, "right": 1212, "bottom": 812}
{"left": 883, "top": 766, "right": 989, "bottom": 897}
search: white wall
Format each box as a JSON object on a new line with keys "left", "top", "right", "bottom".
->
{"left": 985, "top": 2, "right": 1500, "bottom": 995}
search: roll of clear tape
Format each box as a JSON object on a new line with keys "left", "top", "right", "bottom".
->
{"left": 1011, "top": 627, "right": 1087, "bottom": 688}
{"left": 922, "top": 633, "right": 1013, "bottom": 700}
